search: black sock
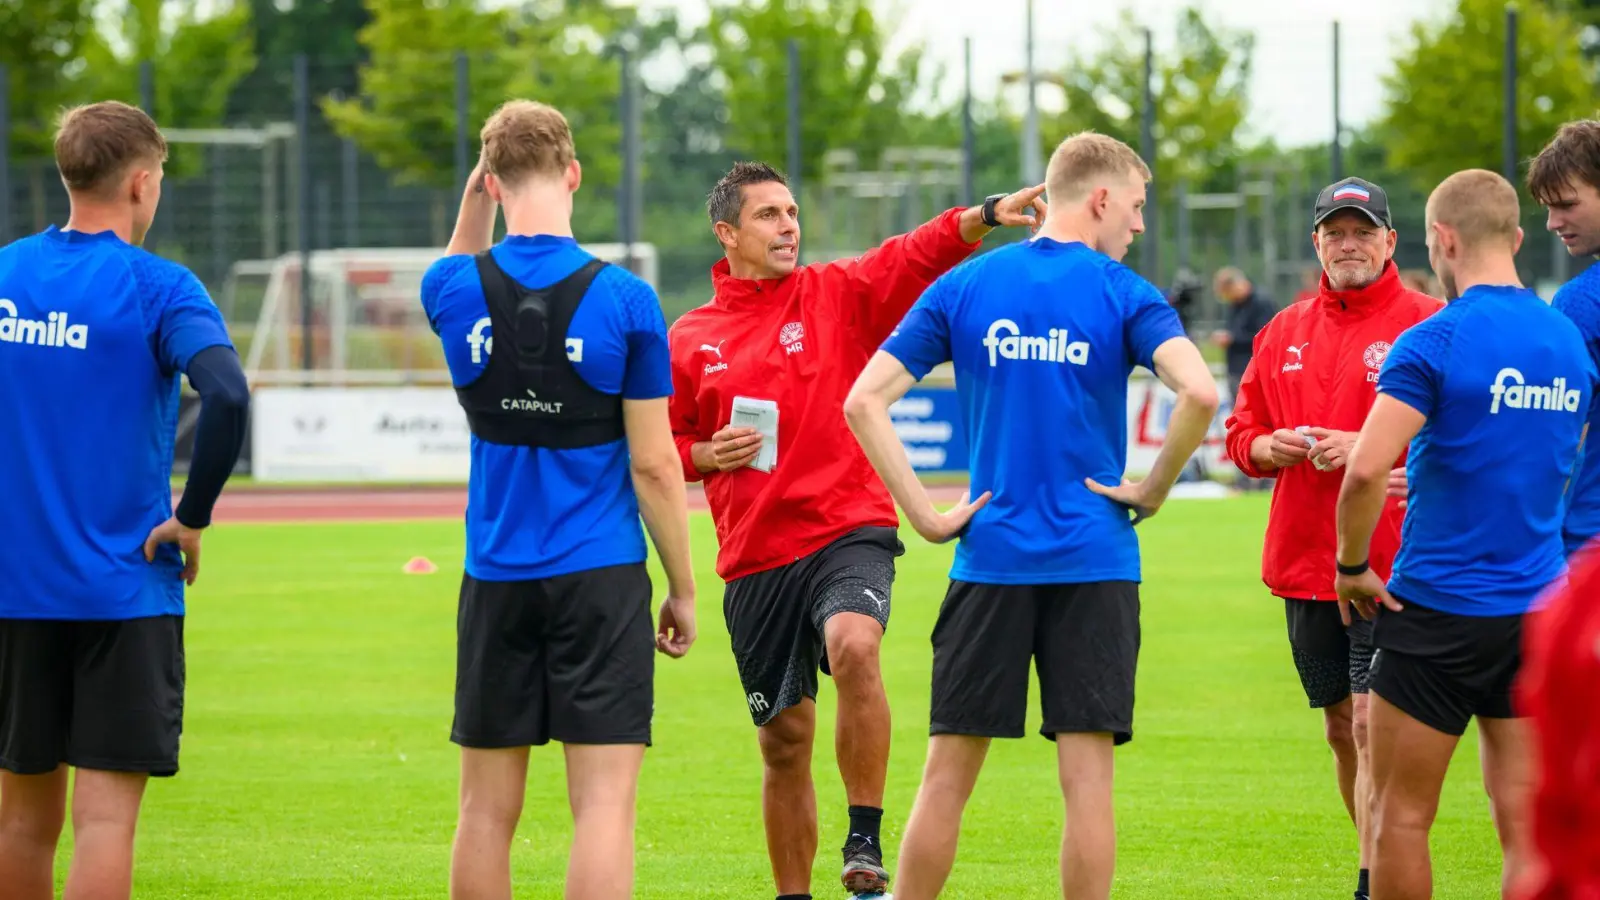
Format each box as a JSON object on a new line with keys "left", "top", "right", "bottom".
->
{"left": 777, "top": 895, "right": 812, "bottom": 900}
{"left": 847, "top": 805, "right": 883, "bottom": 845}
{"left": 1357, "top": 868, "right": 1371, "bottom": 898}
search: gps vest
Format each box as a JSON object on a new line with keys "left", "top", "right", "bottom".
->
{"left": 455, "top": 253, "right": 625, "bottom": 448}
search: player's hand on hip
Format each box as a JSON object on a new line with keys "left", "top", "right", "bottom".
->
{"left": 1386, "top": 466, "right": 1408, "bottom": 510}
{"left": 709, "top": 425, "right": 762, "bottom": 472}
{"left": 656, "top": 594, "right": 696, "bottom": 658}
{"left": 1335, "top": 568, "right": 1402, "bottom": 622}
{"left": 1303, "top": 428, "right": 1356, "bottom": 471}
{"left": 1267, "top": 429, "right": 1312, "bottom": 468}
{"left": 143, "top": 516, "right": 203, "bottom": 586}
{"left": 1085, "top": 477, "right": 1165, "bottom": 526}
{"left": 912, "top": 491, "right": 992, "bottom": 544}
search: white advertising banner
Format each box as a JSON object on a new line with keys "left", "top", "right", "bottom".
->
{"left": 1124, "top": 372, "right": 1235, "bottom": 477}
{"left": 252, "top": 387, "right": 472, "bottom": 482}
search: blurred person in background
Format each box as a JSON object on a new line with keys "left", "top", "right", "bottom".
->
{"left": 1223, "top": 175, "right": 1442, "bottom": 900}
{"left": 667, "top": 160, "right": 1044, "bottom": 899}
{"left": 1211, "top": 265, "right": 1277, "bottom": 400}
{"left": 1528, "top": 119, "right": 1600, "bottom": 559}
{"left": 0, "top": 101, "right": 249, "bottom": 900}
{"left": 419, "top": 100, "right": 697, "bottom": 900}
{"left": 1167, "top": 267, "right": 1203, "bottom": 334}
{"left": 1293, "top": 264, "right": 1322, "bottom": 304}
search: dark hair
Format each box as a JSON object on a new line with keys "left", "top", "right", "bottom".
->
{"left": 1528, "top": 120, "right": 1600, "bottom": 205}
{"left": 54, "top": 101, "right": 168, "bottom": 196}
{"left": 707, "top": 161, "right": 788, "bottom": 227}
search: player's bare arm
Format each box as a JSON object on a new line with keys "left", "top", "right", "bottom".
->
{"left": 445, "top": 153, "right": 498, "bottom": 257}
{"left": 1335, "top": 394, "right": 1426, "bottom": 621}
{"left": 624, "top": 398, "right": 697, "bottom": 658}
{"left": 844, "top": 351, "right": 990, "bottom": 543}
{"left": 1087, "top": 336, "right": 1218, "bottom": 523}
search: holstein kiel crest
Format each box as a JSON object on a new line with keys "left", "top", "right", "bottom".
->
{"left": 779, "top": 321, "right": 805, "bottom": 354}
{"left": 1363, "top": 340, "right": 1391, "bottom": 382}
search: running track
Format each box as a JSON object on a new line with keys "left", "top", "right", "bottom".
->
{"left": 209, "top": 483, "right": 975, "bottom": 524}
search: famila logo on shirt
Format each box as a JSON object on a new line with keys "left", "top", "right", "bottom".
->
{"left": 0, "top": 299, "right": 89, "bottom": 350}
{"left": 466, "top": 317, "right": 583, "bottom": 365}
{"left": 982, "top": 318, "right": 1089, "bottom": 367}
{"left": 1489, "top": 367, "right": 1583, "bottom": 414}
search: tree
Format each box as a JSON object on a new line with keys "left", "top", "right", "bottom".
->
{"left": 0, "top": 0, "right": 96, "bottom": 160}
{"left": 1375, "top": 0, "right": 1593, "bottom": 193}
{"left": 230, "top": 0, "right": 371, "bottom": 122}
{"left": 705, "top": 0, "right": 923, "bottom": 183}
{"left": 1048, "top": 7, "right": 1254, "bottom": 198}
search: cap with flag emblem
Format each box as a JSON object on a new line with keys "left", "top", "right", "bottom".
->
{"left": 1313, "top": 176, "right": 1392, "bottom": 228}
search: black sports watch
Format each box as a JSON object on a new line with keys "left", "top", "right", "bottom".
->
{"left": 1336, "top": 559, "right": 1370, "bottom": 577}
{"left": 981, "top": 192, "right": 1007, "bottom": 227}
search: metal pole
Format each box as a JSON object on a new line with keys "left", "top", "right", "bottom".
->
{"left": 1176, "top": 178, "right": 1191, "bottom": 273}
{"left": 1022, "top": 0, "right": 1041, "bottom": 183}
{"left": 619, "top": 44, "right": 641, "bottom": 275}
{"left": 210, "top": 144, "right": 225, "bottom": 293}
{"left": 294, "top": 55, "right": 313, "bottom": 372}
{"left": 455, "top": 52, "right": 471, "bottom": 194}
{"left": 139, "top": 60, "right": 155, "bottom": 115}
{"left": 1140, "top": 27, "right": 1159, "bottom": 284}
{"left": 962, "top": 37, "right": 975, "bottom": 204}
{"left": 1331, "top": 21, "right": 1343, "bottom": 182}
{"left": 1504, "top": 6, "right": 1518, "bottom": 185}
{"left": 786, "top": 38, "right": 803, "bottom": 262}
{"left": 0, "top": 65, "right": 11, "bottom": 245}
{"left": 342, "top": 139, "right": 359, "bottom": 247}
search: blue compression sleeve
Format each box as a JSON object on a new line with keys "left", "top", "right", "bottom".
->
{"left": 174, "top": 345, "right": 251, "bottom": 529}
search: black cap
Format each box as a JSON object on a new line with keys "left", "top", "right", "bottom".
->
{"left": 1313, "top": 177, "right": 1391, "bottom": 228}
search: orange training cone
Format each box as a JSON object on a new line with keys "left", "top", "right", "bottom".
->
{"left": 403, "top": 556, "right": 438, "bottom": 575}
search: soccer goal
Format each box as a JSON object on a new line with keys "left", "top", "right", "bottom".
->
{"left": 235, "top": 242, "right": 659, "bottom": 385}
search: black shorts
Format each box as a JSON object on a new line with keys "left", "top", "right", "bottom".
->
{"left": 930, "top": 581, "right": 1140, "bottom": 745}
{"left": 1368, "top": 596, "right": 1524, "bottom": 737}
{"left": 0, "top": 616, "right": 186, "bottom": 777}
{"left": 724, "top": 526, "right": 903, "bottom": 726}
{"left": 1285, "top": 598, "right": 1375, "bottom": 708}
{"left": 452, "top": 564, "right": 655, "bottom": 748}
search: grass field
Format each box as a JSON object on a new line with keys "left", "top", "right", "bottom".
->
{"left": 52, "top": 494, "right": 1504, "bottom": 898}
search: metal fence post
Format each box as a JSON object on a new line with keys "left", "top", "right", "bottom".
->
{"left": 1504, "top": 5, "right": 1518, "bottom": 186}
{"left": 1331, "top": 20, "right": 1342, "bottom": 182}
{"left": 342, "top": 139, "right": 359, "bottom": 247}
{"left": 139, "top": 60, "right": 155, "bottom": 115}
{"left": 786, "top": 38, "right": 802, "bottom": 264}
{"left": 619, "top": 42, "right": 642, "bottom": 275}
{"left": 294, "top": 55, "right": 313, "bottom": 372}
{"left": 1140, "top": 27, "right": 1159, "bottom": 285}
{"left": 0, "top": 65, "right": 11, "bottom": 246}
{"left": 961, "top": 37, "right": 975, "bottom": 204}
{"left": 455, "top": 52, "right": 470, "bottom": 193}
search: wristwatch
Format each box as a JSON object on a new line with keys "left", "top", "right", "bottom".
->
{"left": 1336, "top": 559, "right": 1370, "bottom": 576}
{"left": 981, "top": 193, "right": 1007, "bottom": 227}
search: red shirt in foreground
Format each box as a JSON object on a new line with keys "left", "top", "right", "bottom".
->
{"left": 1224, "top": 262, "right": 1443, "bottom": 601}
{"left": 1517, "top": 540, "right": 1600, "bottom": 900}
{"left": 668, "top": 208, "right": 980, "bottom": 581}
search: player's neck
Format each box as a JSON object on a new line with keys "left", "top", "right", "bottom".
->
{"left": 1451, "top": 257, "right": 1523, "bottom": 295}
{"left": 499, "top": 187, "right": 574, "bottom": 240}
{"left": 62, "top": 205, "right": 135, "bottom": 245}
{"left": 1034, "top": 216, "right": 1102, "bottom": 254}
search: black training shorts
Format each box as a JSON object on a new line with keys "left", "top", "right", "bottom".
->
{"left": 452, "top": 563, "right": 656, "bottom": 748}
{"left": 1285, "top": 597, "right": 1375, "bottom": 708}
{"left": 930, "top": 580, "right": 1141, "bottom": 745}
{"left": 723, "top": 526, "right": 903, "bottom": 727}
{"left": 0, "top": 615, "right": 186, "bottom": 777}
{"left": 1368, "top": 596, "right": 1524, "bottom": 736}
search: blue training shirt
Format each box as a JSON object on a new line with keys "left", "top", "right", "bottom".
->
{"left": 880, "top": 237, "right": 1188, "bottom": 585}
{"left": 1379, "top": 284, "right": 1596, "bottom": 617}
{"left": 0, "top": 227, "right": 234, "bottom": 620}
{"left": 1552, "top": 260, "right": 1600, "bottom": 556}
{"left": 420, "top": 235, "right": 673, "bottom": 582}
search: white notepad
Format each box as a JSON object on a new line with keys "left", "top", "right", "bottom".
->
{"left": 730, "top": 396, "right": 779, "bottom": 473}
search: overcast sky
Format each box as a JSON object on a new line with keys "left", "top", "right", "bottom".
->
{"left": 637, "top": 0, "right": 1453, "bottom": 148}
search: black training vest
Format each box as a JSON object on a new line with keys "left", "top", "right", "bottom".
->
{"left": 454, "top": 253, "right": 624, "bottom": 448}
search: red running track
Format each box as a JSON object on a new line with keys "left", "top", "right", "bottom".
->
{"left": 206, "top": 483, "right": 974, "bottom": 524}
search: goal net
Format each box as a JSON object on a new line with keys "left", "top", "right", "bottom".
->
{"left": 234, "top": 243, "right": 659, "bottom": 384}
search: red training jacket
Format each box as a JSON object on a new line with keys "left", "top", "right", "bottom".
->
{"left": 1224, "top": 262, "right": 1443, "bottom": 602}
{"left": 668, "top": 207, "right": 981, "bottom": 582}
{"left": 1516, "top": 539, "right": 1600, "bottom": 900}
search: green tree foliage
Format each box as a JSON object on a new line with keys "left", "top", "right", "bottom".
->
{"left": 706, "top": 0, "right": 922, "bottom": 181}
{"left": 1375, "top": 0, "right": 1594, "bottom": 193}
{"left": 1048, "top": 7, "right": 1254, "bottom": 198}
{"left": 0, "top": 0, "right": 96, "bottom": 160}
{"left": 78, "top": 0, "right": 257, "bottom": 130}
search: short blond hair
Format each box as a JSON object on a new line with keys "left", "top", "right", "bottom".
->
{"left": 480, "top": 100, "right": 575, "bottom": 188}
{"left": 1045, "top": 131, "right": 1151, "bottom": 200}
{"left": 54, "top": 101, "right": 168, "bottom": 198}
{"left": 1427, "top": 169, "right": 1520, "bottom": 249}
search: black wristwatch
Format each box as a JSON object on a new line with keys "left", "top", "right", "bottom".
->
{"left": 1336, "top": 559, "right": 1370, "bottom": 576}
{"left": 981, "top": 192, "right": 1007, "bottom": 227}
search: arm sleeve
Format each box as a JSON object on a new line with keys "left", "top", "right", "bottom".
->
{"left": 174, "top": 346, "right": 250, "bottom": 529}
{"left": 831, "top": 207, "right": 981, "bottom": 349}
{"left": 667, "top": 328, "right": 706, "bottom": 483}
{"left": 612, "top": 270, "right": 674, "bottom": 401}
{"left": 1376, "top": 322, "right": 1445, "bottom": 418}
{"left": 878, "top": 277, "right": 954, "bottom": 381}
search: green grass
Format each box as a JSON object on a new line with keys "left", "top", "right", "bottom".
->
{"left": 53, "top": 495, "right": 1503, "bottom": 897}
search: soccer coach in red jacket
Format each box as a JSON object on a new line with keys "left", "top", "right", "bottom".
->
{"left": 668, "top": 160, "right": 1042, "bottom": 899}
{"left": 1224, "top": 177, "right": 1442, "bottom": 900}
